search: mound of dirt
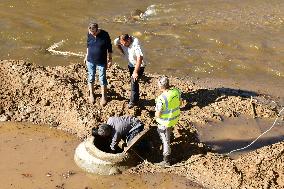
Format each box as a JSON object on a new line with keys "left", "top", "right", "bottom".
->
{"left": 0, "top": 60, "right": 283, "bottom": 188}
{"left": 128, "top": 141, "right": 284, "bottom": 188}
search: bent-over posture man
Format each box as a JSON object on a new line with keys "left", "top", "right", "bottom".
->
{"left": 114, "top": 34, "right": 146, "bottom": 108}
{"left": 93, "top": 115, "right": 144, "bottom": 152}
{"left": 155, "top": 76, "right": 182, "bottom": 166}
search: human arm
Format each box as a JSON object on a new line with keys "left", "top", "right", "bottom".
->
{"left": 107, "top": 52, "right": 112, "bottom": 68}
{"left": 132, "top": 39, "right": 144, "bottom": 80}
{"left": 155, "top": 110, "right": 162, "bottom": 118}
{"left": 110, "top": 132, "right": 121, "bottom": 152}
{"left": 132, "top": 55, "right": 143, "bottom": 81}
{"left": 106, "top": 32, "right": 113, "bottom": 68}
{"left": 84, "top": 48, "right": 88, "bottom": 63}
{"left": 114, "top": 38, "right": 125, "bottom": 55}
{"left": 155, "top": 99, "right": 163, "bottom": 118}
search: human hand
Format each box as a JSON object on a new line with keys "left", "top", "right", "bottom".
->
{"left": 132, "top": 71, "right": 138, "bottom": 81}
{"left": 107, "top": 61, "right": 112, "bottom": 68}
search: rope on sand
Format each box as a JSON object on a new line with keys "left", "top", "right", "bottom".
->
{"left": 46, "top": 40, "right": 85, "bottom": 57}
{"left": 226, "top": 107, "right": 284, "bottom": 155}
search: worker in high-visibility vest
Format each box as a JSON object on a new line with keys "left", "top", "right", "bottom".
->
{"left": 155, "top": 76, "right": 182, "bottom": 166}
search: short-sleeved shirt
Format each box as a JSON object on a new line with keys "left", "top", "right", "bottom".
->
{"left": 87, "top": 29, "right": 112, "bottom": 64}
{"left": 114, "top": 36, "right": 146, "bottom": 67}
{"left": 107, "top": 116, "right": 139, "bottom": 151}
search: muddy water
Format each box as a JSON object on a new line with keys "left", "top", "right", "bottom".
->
{"left": 196, "top": 116, "right": 284, "bottom": 159}
{"left": 0, "top": 122, "right": 203, "bottom": 189}
{"left": 0, "top": 0, "right": 283, "bottom": 97}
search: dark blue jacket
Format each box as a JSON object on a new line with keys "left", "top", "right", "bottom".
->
{"left": 87, "top": 30, "right": 112, "bottom": 64}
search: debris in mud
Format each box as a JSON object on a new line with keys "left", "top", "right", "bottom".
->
{"left": 21, "top": 173, "right": 32, "bottom": 178}
{"left": 55, "top": 183, "right": 65, "bottom": 189}
{"left": 61, "top": 171, "right": 76, "bottom": 179}
{"left": 46, "top": 172, "right": 52, "bottom": 177}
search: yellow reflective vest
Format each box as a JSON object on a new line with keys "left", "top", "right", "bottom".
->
{"left": 156, "top": 88, "right": 181, "bottom": 127}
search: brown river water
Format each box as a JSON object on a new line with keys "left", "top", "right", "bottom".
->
{"left": 0, "top": 0, "right": 283, "bottom": 96}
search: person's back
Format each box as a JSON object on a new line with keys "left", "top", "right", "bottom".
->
{"left": 156, "top": 88, "right": 181, "bottom": 127}
{"left": 155, "top": 76, "right": 181, "bottom": 166}
{"left": 93, "top": 116, "right": 144, "bottom": 152}
{"left": 107, "top": 116, "right": 134, "bottom": 136}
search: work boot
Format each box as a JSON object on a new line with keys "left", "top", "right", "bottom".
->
{"left": 156, "top": 155, "right": 170, "bottom": 167}
{"left": 88, "top": 83, "right": 95, "bottom": 104}
{"left": 100, "top": 85, "right": 107, "bottom": 107}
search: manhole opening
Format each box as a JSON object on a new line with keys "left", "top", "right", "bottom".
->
{"left": 93, "top": 136, "right": 123, "bottom": 154}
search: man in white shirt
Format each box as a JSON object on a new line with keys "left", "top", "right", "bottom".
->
{"left": 114, "top": 34, "right": 146, "bottom": 108}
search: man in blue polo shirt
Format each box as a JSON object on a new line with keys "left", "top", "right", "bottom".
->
{"left": 84, "top": 22, "right": 113, "bottom": 106}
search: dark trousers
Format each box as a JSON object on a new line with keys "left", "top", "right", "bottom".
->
{"left": 128, "top": 66, "right": 145, "bottom": 103}
{"left": 126, "top": 120, "right": 144, "bottom": 144}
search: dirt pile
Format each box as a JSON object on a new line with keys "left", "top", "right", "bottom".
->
{"left": 0, "top": 60, "right": 279, "bottom": 136}
{"left": 128, "top": 141, "right": 284, "bottom": 188}
{"left": 0, "top": 60, "right": 283, "bottom": 188}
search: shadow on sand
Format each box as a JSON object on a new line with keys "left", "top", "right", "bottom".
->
{"left": 181, "top": 87, "right": 258, "bottom": 111}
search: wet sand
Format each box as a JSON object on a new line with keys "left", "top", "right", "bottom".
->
{"left": 0, "top": 122, "right": 203, "bottom": 189}
{"left": 0, "top": 60, "right": 283, "bottom": 188}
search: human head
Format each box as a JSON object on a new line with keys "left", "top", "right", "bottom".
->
{"left": 158, "top": 76, "right": 170, "bottom": 90}
{"left": 97, "top": 123, "right": 112, "bottom": 137}
{"left": 119, "top": 34, "right": 132, "bottom": 47}
{"left": 88, "top": 22, "right": 98, "bottom": 34}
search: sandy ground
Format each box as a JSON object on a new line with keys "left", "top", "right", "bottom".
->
{"left": 0, "top": 60, "right": 283, "bottom": 188}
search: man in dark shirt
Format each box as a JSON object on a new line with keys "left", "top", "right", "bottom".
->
{"left": 92, "top": 116, "right": 144, "bottom": 152}
{"left": 84, "top": 22, "right": 113, "bottom": 106}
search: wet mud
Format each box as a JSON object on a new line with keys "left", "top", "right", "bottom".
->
{"left": 0, "top": 60, "right": 283, "bottom": 188}
{"left": 0, "top": 122, "right": 202, "bottom": 189}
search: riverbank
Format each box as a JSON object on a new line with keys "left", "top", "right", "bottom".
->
{"left": 0, "top": 60, "right": 283, "bottom": 188}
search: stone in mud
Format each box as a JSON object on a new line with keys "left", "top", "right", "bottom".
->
{"left": 109, "top": 167, "right": 122, "bottom": 175}
{"left": 0, "top": 107, "right": 4, "bottom": 115}
{"left": 6, "top": 111, "right": 14, "bottom": 117}
{"left": 0, "top": 115, "right": 10, "bottom": 122}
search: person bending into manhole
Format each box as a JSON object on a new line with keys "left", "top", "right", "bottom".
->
{"left": 92, "top": 115, "right": 144, "bottom": 153}
{"left": 155, "top": 76, "right": 182, "bottom": 166}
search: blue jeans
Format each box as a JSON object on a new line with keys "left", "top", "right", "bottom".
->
{"left": 86, "top": 61, "right": 107, "bottom": 86}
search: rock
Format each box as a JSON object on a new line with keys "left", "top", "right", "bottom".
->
{"left": 0, "top": 115, "right": 10, "bottom": 121}
{"left": 6, "top": 111, "right": 14, "bottom": 116}
{"left": 109, "top": 167, "right": 122, "bottom": 175}
{"left": 0, "top": 107, "right": 4, "bottom": 114}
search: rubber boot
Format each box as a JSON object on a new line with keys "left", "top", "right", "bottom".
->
{"left": 100, "top": 85, "right": 107, "bottom": 107}
{"left": 88, "top": 83, "right": 95, "bottom": 104}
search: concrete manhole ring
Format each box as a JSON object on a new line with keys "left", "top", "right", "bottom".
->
{"left": 74, "top": 136, "right": 135, "bottom": 175}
